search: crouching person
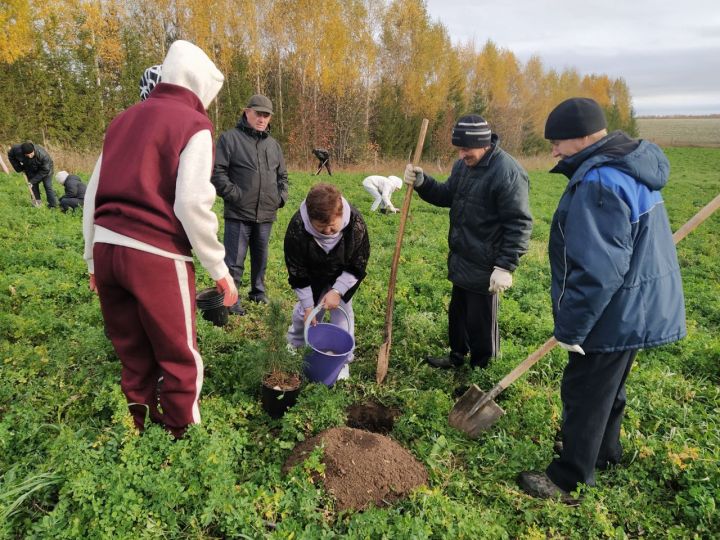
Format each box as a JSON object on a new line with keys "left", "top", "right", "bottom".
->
{"left": 284, "top": 183, "right": 370, "bottom": 380}
{"left": 362, "top": 174, "right": 403, "bottom": 213}
{"left": 56, "top": 171, "right": 86, "bottom": 212}
{"left": 82, "top": 40, "right": 238, "bottom": 438}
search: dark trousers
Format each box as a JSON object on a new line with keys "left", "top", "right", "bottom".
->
{"left": 448, "top": 285, "right": 499, "bottom": 367}
{"left": 546, "top": 348, "right": 638, "bottom": 492}
{"left": 60, "top": 196, "right": 83, "bottom": 212}
{"left": 315, "top": 159, "right": 332, "bottom": 175}
{"left": 224, "top": 219, "right": 272, "bottom": 299}
{"left": 30, "top": 176, "right": 58, "bottom": 207}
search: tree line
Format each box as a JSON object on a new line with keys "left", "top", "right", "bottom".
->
{"left": 1, "top": 0, "right": 637, "bottom": 165}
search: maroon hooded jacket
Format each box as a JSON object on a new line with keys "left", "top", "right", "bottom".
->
{"left": 94, "top": 83, "right": 213, "bottom": 256}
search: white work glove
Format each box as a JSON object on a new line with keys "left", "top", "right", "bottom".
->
{"left": 558, "top": 341, "right": 586, "bottom": 355}
{"left": 403, "top": 163, "right": 424, "bottom": 188}
{"left": 488, "top": 267, "right": 512, "bottom": 294}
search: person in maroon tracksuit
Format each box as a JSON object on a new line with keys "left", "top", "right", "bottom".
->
{"left": 83, "top": 40, "right": 238, "bottom": 438}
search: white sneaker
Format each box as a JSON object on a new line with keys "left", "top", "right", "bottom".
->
{"left": 336, "top": 364, "right": 350, "bottom": 380}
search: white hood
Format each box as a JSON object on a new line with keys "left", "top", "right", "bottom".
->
{"left": 388, "top": 175, "right": 403, "bottom": 191}
{"left": 161, "top": 40, "right": 224, "bottom": 109}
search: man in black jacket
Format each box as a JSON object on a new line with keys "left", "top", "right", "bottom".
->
{"left": 55, "top": 170, "right": 87, "bottom": 212}
{"left": 312, "top": 148, "right": 332, "bottom": 175}
{"left": 211, "top": 94, "right": 288, "bottom": 314}
{"left": 404, "top": 115, "right": 532, "bottom": 369}
{"left": 7, "top": 142, "right": 59, "bottom": 208}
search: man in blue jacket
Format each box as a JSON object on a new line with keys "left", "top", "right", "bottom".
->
{"left": 518, "top": 98, "right": 686, "bottom": 501}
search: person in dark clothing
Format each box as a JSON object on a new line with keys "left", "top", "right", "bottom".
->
{"left": 312, "top": 148, "right": 332, "bottom": 175}
{"left": 211, "top": 94, "right": 288, "bottom": 314}
{"left": 7, "top": 142, "right": 59, "bottom": 208}
{"left": 517, "top": 97, "right": 686, "bottom": 502}
{"left": 284, "top": 183, "right": 370, "bottom": 380}
{"left": 404, "top": 115, "right": 533, "bottom": 369}
{"left": 55, "top": 170, "right": 86, "bottom": 212}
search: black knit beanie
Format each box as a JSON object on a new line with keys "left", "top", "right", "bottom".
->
{"left": 544, "top": 98, "right": 607, "bottom": 140}
{"left": 21, "top": 142, "right": 35, "bottom": 155}
{"left": 451, "top": 115, "right": 492, "bottom": 148}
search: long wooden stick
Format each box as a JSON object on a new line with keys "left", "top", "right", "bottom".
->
{"left": 672, "top": 193, "right": 720, "bottom": 244}
{"left": 376, "top": 118, "right": 429, "bottom": 384}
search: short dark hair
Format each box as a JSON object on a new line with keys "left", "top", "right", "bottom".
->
{"left": 306, "top": 183, "right": 343, "bottom": 222}
{"left": 21, "top": 142, "right": 34, "bottom": 155}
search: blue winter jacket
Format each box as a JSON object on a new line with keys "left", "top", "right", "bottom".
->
{"left": 548, "top": 131, "right": 686, "bottom": 353}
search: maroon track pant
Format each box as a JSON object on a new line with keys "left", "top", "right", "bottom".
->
{"left": 93, "top": 243, "right": 202, "bottom": 437}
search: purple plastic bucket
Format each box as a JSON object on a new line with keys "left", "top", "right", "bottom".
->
{"left": 304, "top": 305, "right": 354, "bottom": 386}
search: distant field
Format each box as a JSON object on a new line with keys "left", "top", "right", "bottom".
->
{"left": 638, "top": 117, "right": 720, "bottom": 147}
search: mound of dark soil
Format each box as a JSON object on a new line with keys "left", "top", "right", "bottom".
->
{"left": 283, "top": 427, "right": 427, "bottom": 511}
{"left": 346, "top": 401, "right": 399, "bottom": 433}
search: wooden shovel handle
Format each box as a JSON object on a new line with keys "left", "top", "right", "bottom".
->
{"left": 465, "top": 336, "right": 558, "bottom": 418}
{"left": 672, "top": 193, "right": 720, "bottom": 245}
{"left": 494, "top": 337, "right": 558, "bottom": 395}
{"left": 382, "top": 118, "right": 429, "bottom": 334}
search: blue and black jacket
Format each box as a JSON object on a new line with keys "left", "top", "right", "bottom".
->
{"left": 549, "top": 131, "right": 686, "bottom": 352}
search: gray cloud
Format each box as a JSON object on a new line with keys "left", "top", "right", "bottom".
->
{"left": 425, "top": 0, "right": 720, "bottom": 115}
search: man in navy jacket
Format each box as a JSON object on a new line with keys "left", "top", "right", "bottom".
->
{"left": 518, "top": 98, "right": 686, "bottom": 501}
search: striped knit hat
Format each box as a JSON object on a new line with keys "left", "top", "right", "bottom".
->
{"left": 451, "top": 115, "right": 492, "bottom": 148}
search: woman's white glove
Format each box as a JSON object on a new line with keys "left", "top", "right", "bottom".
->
{"left": 488, "top": 267, "right": 512, "bottom": 294}
{"left": 403, "top": 163, "right": 424, "bottom": 187}
{"left": 558, "top": 342, "right": 586, "bottom": 355}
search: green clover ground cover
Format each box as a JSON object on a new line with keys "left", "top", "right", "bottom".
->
{"left": 1, "top": 147, "right": 718, "bottom": 539}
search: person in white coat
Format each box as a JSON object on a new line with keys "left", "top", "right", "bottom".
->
{"left": 362, "top": 175, "right": 403, "bottom": 213}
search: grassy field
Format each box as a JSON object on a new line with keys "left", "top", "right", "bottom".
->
{"left": 1, "top": 148, "right": 719, "bottom": 538}
{"left": 638, "top": 117, "right": 720, "bottom": 147}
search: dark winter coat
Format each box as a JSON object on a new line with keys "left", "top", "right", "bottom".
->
{"left": 211, "top": 115, "right": 288, "bottom": 222}
{"left": 548, "top": 130, "right": 686, "bottom": 353}
{"left": 415, "top": 134, "right": 533, "bottom": 294}
{"left": 8, "top": 144, "right": 54, "bottom": 184}
{"left": 284, "top": 205, "right": 370, "bottom": 305}
{"left": 62, "top": 175, "right": 87, "bottom": 200}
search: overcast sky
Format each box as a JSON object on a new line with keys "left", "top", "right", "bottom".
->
{"left": 424, "top": 0, "right": 720, "bottom": 116}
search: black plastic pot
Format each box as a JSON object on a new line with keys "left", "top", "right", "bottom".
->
{"left": 260, "top": 382, "right": 301, "bottom": 419}
{"left": 196, "top": 287, "right": 228, "bottom": 327}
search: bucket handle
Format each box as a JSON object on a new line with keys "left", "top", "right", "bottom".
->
{"left": 303, "top": 303, "right": 351, "bottom": 347}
